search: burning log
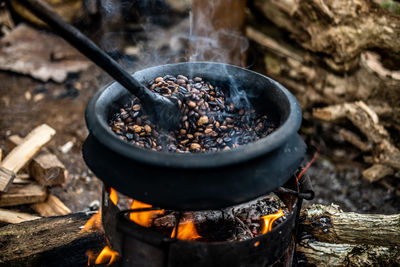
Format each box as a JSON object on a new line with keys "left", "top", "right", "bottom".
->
{"left": 152, "top": 194, "right": 285, "bottom": 241}
{"left": 0, "top": 212, "right": 104, "bottom": 267}
{"left": 9, "top": 135, "right": 67, "bottom": 186}
{"left": 0, "top": 124, "right": 55, "bottom": 192}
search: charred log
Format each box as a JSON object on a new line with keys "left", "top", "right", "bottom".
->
{"left": 0, "top": 212, "right": 105, "bottom": 267}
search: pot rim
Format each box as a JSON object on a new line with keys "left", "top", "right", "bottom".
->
{"left": 85, "top": 62, "right": 302, "bottom": 168}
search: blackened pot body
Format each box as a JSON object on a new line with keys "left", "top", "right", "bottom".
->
{"left": 83, "top": 62, "right": 306, "bottom": 210}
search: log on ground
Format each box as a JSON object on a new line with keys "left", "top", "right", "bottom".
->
{"left": 300, "top": 204, "right": 400, "bottom": 247}
{"left": 297, "top": 239, "right": 400, "bottom": 267}
{"left": 0, "top": 212, "right": 105, "bottom": 267}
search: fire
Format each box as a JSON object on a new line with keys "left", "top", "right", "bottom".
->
{"left": 171, "top": 221, "right": 202, "bottom": 241}
{"left": 83, "top": 211, "right": 119, "bottom": 265}
{"left": 129, "top": 200, "right": 164, "bottom": 227}
{"left": 87, "top": 246, "right": 119, "bottom": 266}
{"left": 109, "top": 188, "right": 118, "bottom": 205}
{"left": 82, "top": 210, "right": 102, "bottom": 232}
{"left": 260, "top": 209, "right": 284, "bottom": 234}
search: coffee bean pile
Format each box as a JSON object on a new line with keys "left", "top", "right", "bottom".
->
{"left": 110, "top": 75, "right": 275, "bottom": 153}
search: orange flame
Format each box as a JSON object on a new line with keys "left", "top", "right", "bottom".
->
{"left": 171, "top": 221, "right": 202, "bottom": 241}
{"left": 109, "top": 188, "right": 118, "bottom": 205}
{"left": 260, "top": 209, "right": 284, "bottom": 234}
{"left": 82, "top": 210, "right": 102, "bottom": 232}
{"left": 129, "top": 200, "right": 164, "bottom": 227}
{"left": 87, "top": 246, "right": 119, "bottom": 266}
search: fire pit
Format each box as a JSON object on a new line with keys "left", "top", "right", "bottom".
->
{"left": 83, "top": 62, "right": 306, "bottom": 210}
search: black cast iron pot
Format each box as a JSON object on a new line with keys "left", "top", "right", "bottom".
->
{"left": 83, "top": 62, "right": 306, "bottom": 210}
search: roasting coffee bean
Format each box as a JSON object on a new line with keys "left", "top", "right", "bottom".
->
{"left": 110, "top": 74, "right": 276, "bottom": 153}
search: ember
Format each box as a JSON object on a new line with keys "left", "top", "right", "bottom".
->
{"left": 110, "top": 75, "right": 276, "bottom": 152}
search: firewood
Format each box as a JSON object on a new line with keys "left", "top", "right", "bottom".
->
{"left": 153, "top": 193, "right": 283, "bottom": 230}
{"left": 338, "top": 128, "right": 370, "bottom": 152}
{"left": 0, "top": 208, "right": 40, "bottom": 224}
{"left": 32, "top": 194, "right": 71, "bottom": 216}
{"left": 0, "top": 205, "right": 398, "bottom": 266}
{"left": 0, "top": 213, "right": 105, "bottom": 267}
{"left": 362, "top": 164, "right": 394, "bottom": 183}
{"left": 0, "top": 181, "right": 47, "bottom": 207}
{"left": 253, "top": 0, "right": 400, "bottom": 72}
{"left": 0, "top": 124, "right": 56, "bottom": 192}
{"left": 12, "top": 174, "right": 31, "bottom": 184}
{"left": 9, "top": 135, "right": 67, "bottom": 186}
{"left": 313, "top": 101, "right": 400, "bottom": 181}
{"left": 300, "top": 204, "right": 400, "bottom": 247}
{"left": 0, "top": 168, "right": 15, "bottom": 193}
{"left": 297, "top": 240, "right": 400, "bottom": 267}
{"left": 0, "top": 148, "right": 2, "bottom": 162}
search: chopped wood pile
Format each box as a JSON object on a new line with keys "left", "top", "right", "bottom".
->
{"left": 0, "top": 124, "right": 71, "bottom": 224}
{"left": 247, "top": 0, "right": 400, "bottom": 193}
